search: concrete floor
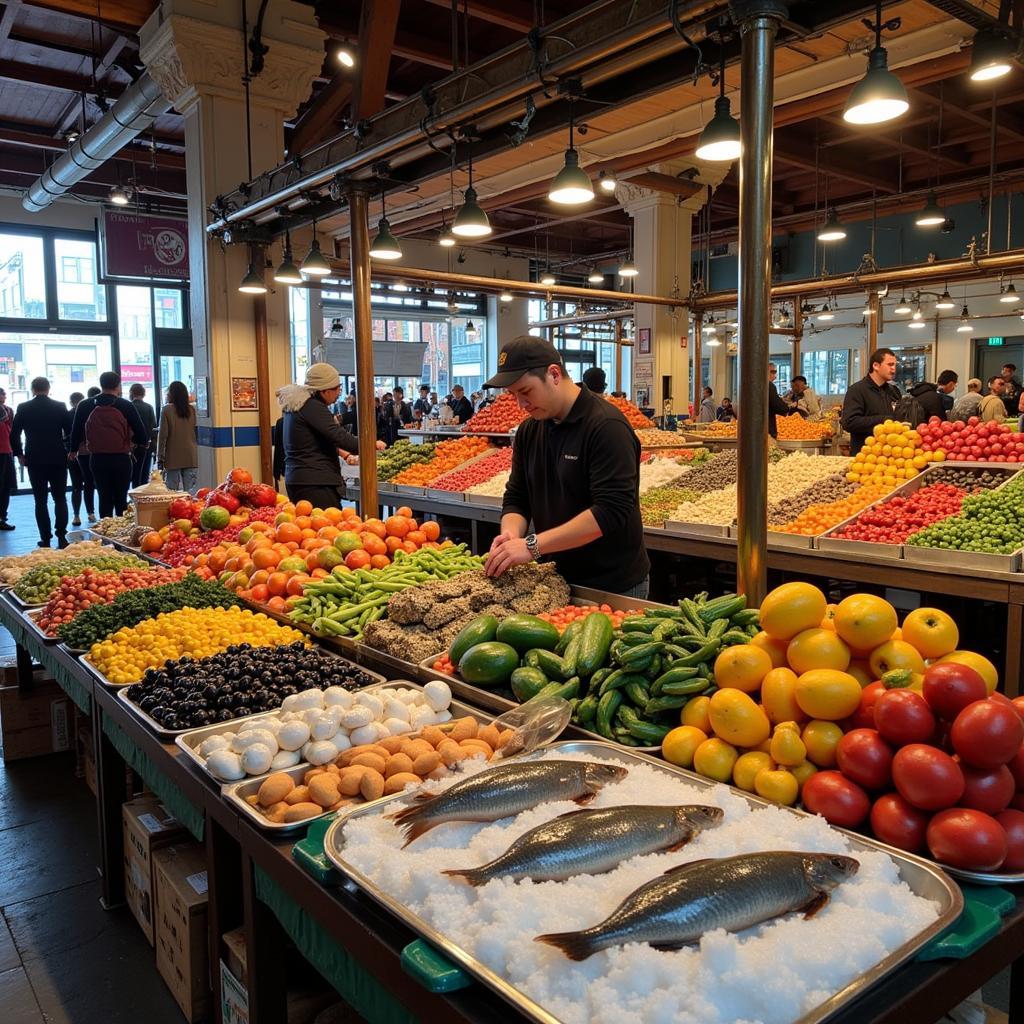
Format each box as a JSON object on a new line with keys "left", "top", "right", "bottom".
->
{"left": 0, "top": 490, "right": 1014, "bottom": 1023}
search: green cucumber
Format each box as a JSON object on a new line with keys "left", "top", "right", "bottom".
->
{"left": 449, "top": 614, "right": 498, "bottom": 664}
{"left": 526, "top": 648, "right": 570, "bottom": 680}
{"left": 510, "top": 666, "right": 549, "bottom": 702}
{"left": 661, "top": 677, "right": 711, "bottom": 696}
{"left": 458, "top": 641, "right": 520, "bottom": 688}
{"left": 534, "top": 677, "right": 580, "bottom": 701}
{"left": 577, "top": 612, "right": 614, "bottom": 677}
{"left": 562, "top": 634, "right": 581, "bottom": 677}
{"left": 644, "top": 694, "right": 691, "bottom": 715}
{"left": 555, "top": 619, "right": 582, "bottom": 654}
{"left": 496, "top": 613, "right": 560, "bottom": 654}
{"left": 623, "top": 679, "right": 651, "bottom": 708}
{"left": 650, "top": 665, "right": 700, "bottom": 694}
{"left": 576, "top": 694, "right": 599, "bottom": 726}
{"left": 596, "top": 691, "right": 622, "bottom": 739}
{"left": 699, "top": 594, "right": 747, "bottom": 623}
{"left": 617, "top": 705, "right": 674, "bottom": 744}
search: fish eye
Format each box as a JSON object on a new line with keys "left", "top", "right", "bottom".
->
{"left": 831, "top": 856, "right": 848, "bottom": 869}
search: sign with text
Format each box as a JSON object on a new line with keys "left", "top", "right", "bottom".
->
{"left": 988, "top": 337, "right": 1005, "bottom": 347}
{"left": 101, "top": 211, "right": 189, "bottom": 282}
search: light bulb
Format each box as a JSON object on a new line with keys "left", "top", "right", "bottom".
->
{"left": 893, "top": 296, "right": 912, "bottom": 314}
{"left": 843, "top": 46, "right": 910, "bottom": 125}
{"left": 1001, "top": 283, "right": 1020, "bottom": 304}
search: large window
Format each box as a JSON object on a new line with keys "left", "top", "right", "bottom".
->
{"left": 801, "top": 349, "right": 852, "bottom": 396}
{"left": 55, "top": 237, "right": 106, "bottom": 321}
{"left": 0, "top": 233, "right": 46, "bottom": 319}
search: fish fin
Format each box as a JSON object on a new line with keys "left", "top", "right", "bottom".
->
{"left": 666, "top": 836, "right": 693, "bottom": 852}
{"left": 398, "top": 816, "right": 438, "bottom": 848}
{"left": 534, "top": 931, "right": 599, "bottom": 961}
{"left": 572, "top": 791, "right": 597, "bottom": 805}
{"left": 440, "top": 867, "right": 489, "bottom": 887}
{"left": 385, "top": 799, "right": 430, "bottom": 824}
{"left": 800, "top": 892, "right": 830, "bottom": 919}
{"left": 662, "top": 857, "right": 717, "bottom": 876}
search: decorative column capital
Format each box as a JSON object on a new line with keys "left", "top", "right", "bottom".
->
{"left": 615, "top": 181, "right": 673, "bottom": 216}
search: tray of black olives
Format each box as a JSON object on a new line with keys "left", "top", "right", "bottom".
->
{"left": 110, "top": 642, "right": 386, "bottom": 738}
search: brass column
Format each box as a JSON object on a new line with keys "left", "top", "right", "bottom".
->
{"left": 347, "top": 188, "right": 379, "bottom": 514}
{"left": 791, "top": 298, "right": 802, "bottom": 378}
{"left": 614, "top": 318, "right": 624, "bottom": 393}
{"left": 734, "top": 0, "right": 787, "bottom": 606}
{"left": 692, "top": 313, "right": 703, "bottom": 417}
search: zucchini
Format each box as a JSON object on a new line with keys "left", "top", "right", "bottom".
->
{"left": 699, "top": 594, "right": 747, "bottom": 623}
{"left": 650, "top": 665, "right": 700, "bottom": 694}
{"left": 534, "top": 677, "right": 580, "bottom": 701}
{"left": 510, "top": 666, "right": 549, "bottom": 702}
{"left": 577, "top": 612, "right": 614, "bottom": 677}
{"left": 496, "top": 614, "right": 560, "bottom": 654}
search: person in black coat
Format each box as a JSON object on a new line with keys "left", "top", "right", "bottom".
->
{"left": 841, "top": 348, "right": 901, "bottom": 455}
{"left": 11, "top": 377, "right": 72, "bottom": 546}
{"left": 768, "top": 363, "right": 794, "bottom": 439}
{"left": 447, "top": 384, "right": 474, "bottom": 424}
{"left": 909, "top": 380, "right": 949, "bottom": 423}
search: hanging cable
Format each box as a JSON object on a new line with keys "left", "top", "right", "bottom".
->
{"left": 241, "top": 0, "right": 254, "bottom": 182}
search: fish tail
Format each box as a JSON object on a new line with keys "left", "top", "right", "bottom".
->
{"left": 440, "top": 867, "right": 490, "bottom": 887}
{"left": 534, "top": 929, "right": 602, "bottom": 962}
{"left": 398, "top": 815, "right": 439, "bottom": 848}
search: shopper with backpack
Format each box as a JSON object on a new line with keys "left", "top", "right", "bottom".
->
{"left": 69, "top": 371, "right": 150, "bottom": 517}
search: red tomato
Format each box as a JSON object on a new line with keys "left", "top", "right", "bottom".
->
{"left": 996, "top": 810, "right": 1024, "bottom": 871}
{"left": 836, "top": 729, "right": 894, "bottom": 790}
{"left": 892, "top": 744, "right": 965, "bottom": 810}
{"left": 874, "top": 690, "right": 936, "bottom": 747}
{"left": 1011, "top": 696, "right": 1024, "bottom": 723}
{"left": 951, "top": 700, "right": 1024, "bottom": 768}
{"left": 801, "top": 771, "right": 871, "bottom": 827}
{"left": 921, "top": 663, "right": 987, "bottom": 721}
{"left": 846, "top": 680, "right": 885, "bottom": 731}
{"left": 927, "top": 808, "right": 1007, "bottom": 871}
{"left": 869, "top": 793, "right": 930, "bottom": 854}
{"left": 959, "top": 763, "right": 1015, "bottom": 815}
{"left": 1007, "top": 747, "right": 1024, "bottom": 790}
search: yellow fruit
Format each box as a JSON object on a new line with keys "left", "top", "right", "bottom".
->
{"left": 790, "top": 759, "right": 818, "bottom": 788}
{"left": 820, "top": 604, "right": 838, "bottom": 632}
{"left": 833, "top": 594, "right": 898, "bottom": 652}
{"left": 794, "top": 669, "right": 862, "bottom": 720}
{"left": 770, "top": 726, "right": 807, "bottom": 767}
{"left": 760, "top": 667, "right": 806, "bottom": 724}
{"left": 754, "top": 768, "right": 799, "bottom": 805}
{"left": 759, "top": 582, "right": 828, "bottom": 641}
{"left": 733, "top": 751, "right": 774, "bottom": 792}
{"left": 801, "top": 720, "right": 844, "bottom": 767}
{"left": 714, "top": 644, "right": 773, "bottom": 693}
{"left": 869, "top": 639, "right": 926, "bottom": 678}
{"left": 750, "top": 631, "right": 789, "bottom": 669}
{"left": 935, "top": 650, "right": 998, "bottom": 694}
{"left": 681, "top": 695, "right": 711, "bottom": 732}
{"left": 661, "top": 726, "right": 707, "bottom": 768}
{"left": 901, "top": 607, "right": 959, "bottom": 659}
{"left": 708, "top": 689, "right": 771, "bottom": 748}
{"left": 786, "top": 627, "right": 851, "bottom": 674}
{"left": 846, "top": 660, "right": 874, "bottom": 687}
{"left": 693, "top": 737, "right": 739, "bottom": 782}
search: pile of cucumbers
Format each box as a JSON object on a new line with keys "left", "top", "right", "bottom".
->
{"left": 446, "top": 592, "right": 758, "bottom": 748}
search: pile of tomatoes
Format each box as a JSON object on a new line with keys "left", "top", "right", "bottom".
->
{"left": 829, "top": 482, "right": 969, "bottom": 545}
{"left": 432, "top": 447, "right": 513, "bottom": 492}
{"left": 460, "top": 393, "right": 528, "bottom": 433}
{"left": 158, "top": 504, "right": 281, "bottom": 567}
{"left": 36, "top": 565, "right": 189, "bottom": 636}
{"left": 919, "top": 415, "right": 1024, "bottom": 463}
{"left": 537, "top": 603, "right": 642, "bottom": 634}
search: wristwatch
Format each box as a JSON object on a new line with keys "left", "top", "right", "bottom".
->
{"left": 524, "top": 533, "right": 541, "bottom": 561}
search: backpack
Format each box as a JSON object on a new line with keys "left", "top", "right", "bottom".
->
{"left": 85, "top": 402, "right": 132, "bottom": 454}
{"left": 892, "top": 393, "right": 926, "bottom": 427}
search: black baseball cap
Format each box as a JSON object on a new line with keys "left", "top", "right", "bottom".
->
{"left": 484, "top": 335, "right": 563, "bottom": 388}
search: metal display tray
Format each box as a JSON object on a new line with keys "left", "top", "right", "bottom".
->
{"left": 23, "top": 608, "right": 59, "bottom": 644}
{"left": 222, "top": 681, "right": 496, "bottom": 832}
{"left": 424, "top": 488, "right": 466, "bottom": 504}
{"left": 323, "top": 740, "right": 962, "bottom": 1024}
{"left": 941, "top": 862, "right": 1024, "bottom": 886}
{"left": 725, "top": 526, "right": 814, "bottom": 549}
{"left": 661, "top": 518, "right": 732, "bottom": 539}
{"left": 8, "top": 590, "right": 45, "bottom": 609}
{"left": 175, "top": 676, "right": 414, "bottom": 785}
{"left": 900, "top": 544, "right": 1023, "bottom": 573}
{"left": 462, "top": 493, "right": 503, "bottom": 508}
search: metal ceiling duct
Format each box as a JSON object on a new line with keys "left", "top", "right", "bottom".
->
{"left": 22, "top": 73, "right": 171, "bottom": 213}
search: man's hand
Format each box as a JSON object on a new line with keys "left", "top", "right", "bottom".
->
{"left": 485, "top": 535, "right": 533, "bottom": 577}
{"left": 345, "top": 454, "right": 359, "bottom": 465}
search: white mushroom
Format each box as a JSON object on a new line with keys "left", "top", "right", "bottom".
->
{"left": 424, "top": 679, "right": 452, "bottom": 712}
{"left": 332, "top": 733, "right": 352, "bottom": 752}
{"left": 206, "top": 749, "right": 245, "bottom": 781}
{"left": 301, "top": 707, "right": 326, "bottom": 727}
{"left": 322, "top": 686, "right": 354, "bottom": 709}
{"left": 291, "top": 688, "right": 324, "bottom": 711}
{"left": 240, "top": 743, "right": 274, "bottom": 776}
{"left": 338, "top": 706, "right": 374, "bottom": 730}
{"left": 270, "top": 749, "right": 301, "bottom": 770}
{"left": 310, "top": 715, "right": 339, "bottom": 742}
{"left": 433, "top": 709, "right": 453, "bottom": 724}
{"left": 408, "top": 705, "right": 436, "bottom": 732}
{"left": 382, "top": 697, "right": 410, "bottom": 722}
{"left": 197, "top": 735, "right": 231, "bottom": 758}
{"left": 276, "top": 720, "right": 311, "bottom": 751}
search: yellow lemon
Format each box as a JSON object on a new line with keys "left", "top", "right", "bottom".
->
{"left": 661, "top": 726, "right": 707, "bottom": 768}
{"left": 708, "top": 689, "right": 771, "bottom": 748}
{"left": 693, "top": 737, "right": 739, "bottom": 782}
{"left": 733, "top": 751, "right": 774, "bottom": 792}
{"left": 786, "top": 627, "right": 852, "bottom": 674}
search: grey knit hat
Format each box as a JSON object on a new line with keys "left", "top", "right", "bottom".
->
{"left": 304, "top": 362, "right": 341, "bottom": 391}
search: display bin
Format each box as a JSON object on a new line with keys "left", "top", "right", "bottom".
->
{"left": 23, "top": 608, "right": 59, "bottom": 644}
{"left": 900, "top": 544, "right": 1023, "bottom": 574}
{"left": 425, "top": 488, "right": 466, "bottom": 504}
{"left": 662, "top": 518, "right": 732, "bottom": 539}
{"left": 726, "top": 525, "right": 814, "bottom": 550}
{"left": 322, "top": 740, "right": 962, "bottom": 1024}
{"left": 392, "top": 484, "right": 427, "bottom": 498}
{"left": 462, "top": 493, "right": 503, "bottom": 508}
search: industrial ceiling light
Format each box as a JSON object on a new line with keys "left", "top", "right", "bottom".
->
{"left": 915, "top": 192, "right": 945, "bottom": 227}
{"left": 695, "top": 48, "right": 741, "bottom": 162}
{"left": 619, "top": 258, "right": 638, "bottom": 278}
{"left": 108, "top": 184, "right": 130, "bottom": 206}
{"left": 598, "top": 170, "right": 617, "bottom": 193}
{"left": 957, "top": 304, "right": 973, "bottom": 332}
{"left": 540, "top": 266, "right": 556, "bottom": 286}
{"left": 438, "top": 219, "right": 456, "bottom": 248}
{"left": 969, "top": 29, "right": 1015, "bottom": 82}
{"left": 548, "top": 104, "right": 593, "bottom": 205}
{"left": 912, "top": 302, "right": 923, "bottom": 321}
{"left": 300, "top": 235, "right": 331, "bottom": 277}
{"left": 893, "top": 294, "right": 912, "bottom": 314}
{"left": 499, "top": 287, "right": 514, "bottom": 303}
{"left": 817, "top": 302, "right": 834, "bottom": 321}
{"left": 705, "top": 335, "right": 722, "bottom": 347}
{"left": 1001, "top": 282, "right": 1020, "bottom": 304}
{"left": 452, "top": 143, "right": 491, "bottom": 238}
{"left": 908, "top": 318, "right": 927, "bottom": 329}
{"left": 369, "top": 188, "right": 402, "bottom": 260}
{"left": 703, "top": 320, "right": 717, "bottom": 334}
{"left": 337, "top": 47, "right": 355, "bottom": 68}
{"left": 777, "top": 307, "right": 792, "bottom": 327}
{"left": 273, "top": 231, "right": 302, "bottom": 284}
{"left": 465, "top": 319, "right": 478, "bottom": 338}
{"left": 843, "top": 1, "right": 909, "bottom": 125}
{"left": 817, "top": 208, "right": 847, "bottom": 242}
{"left": 588, "top": 267, "right": 604, "bottom": 284}
{"left": 936, "top": 287, "right": 955, "bottom": 309}
{"left": 238, "top": 262, "right": 267, "bottom": 294}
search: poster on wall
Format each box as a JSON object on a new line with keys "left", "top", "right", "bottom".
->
{"left": 100, "top": 210, "right": 189, "bottom": 282}
{"left": 195, "top": 377, "right": 208, "bottom": 416}
{"left": 231, "top": 377, "right": 258, "bottom": 411}
{"left": 638, "top": 328, "right": 651, "bottom": 355}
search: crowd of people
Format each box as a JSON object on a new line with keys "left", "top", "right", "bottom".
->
{"left": 0, "top": 373, "right": 199, "bottom": 548}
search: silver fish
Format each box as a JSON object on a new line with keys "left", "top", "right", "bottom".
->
{"left": 388, "top": 760, "right": 628, "bottom": 847}
{"left": 536, "top": 851, "right": 859, "bottom": 960}
{"left": 443, "top": 805, "right": 724, "bottom": 886}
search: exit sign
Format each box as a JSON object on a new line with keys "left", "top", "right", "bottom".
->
{"left": 988, "top": 337, "right": 1005, "bottom": 346}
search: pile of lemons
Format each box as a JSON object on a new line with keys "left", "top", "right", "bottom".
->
{"left": 846, "top": 419, "right": 944, "bottom": 487}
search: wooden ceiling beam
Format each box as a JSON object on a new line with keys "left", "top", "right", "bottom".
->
{"left": 0, "top": 124, "right": 184, "bottom": 165}
{"left": 0, "top": 2, "right": 22, "bottom": 48}
{"left": 352, "top": 0, "right": 401, "bottom": 122}
{"left": 625, "top": 171, "right": 703, "bottom": 198}
{"left": 0, "top": 56, "right": 115, "bottom": 95}
{"left": 818, "top": 114, "right": 970, "bottom": 169}
{"left": 23, "top": 0, "right": 155, "bottom": 33}
{"left": 419, "top": 0, "right": 534, "bottom": 33}
{"left": 910, "top": 84, "right": 1024, "bottom": 142}
{"left": 318, "top": 12, "right": 476, "bottom": 71}
{"left": 774, "top": 141, "right": 898, "bottom": 194}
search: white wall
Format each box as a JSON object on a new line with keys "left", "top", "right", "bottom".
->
{"left": 0, "top": 193, "right": 101, "bottom": 232}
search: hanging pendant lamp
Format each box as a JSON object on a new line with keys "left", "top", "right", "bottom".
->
{"left": 817, "top": 208, "right": 847, "bottom": 242}
{"left": 843, "top": 2, "right": 909, "bottom": 125}
{"left": 548, "top": 103, "right": 593, "bottom": 205}
{"left": 957, "top": 304, "right": 973, "bottom": 332}
{"left": 274, "top": 230, "right": 302, "bottom": 284}
{"left": 238, "top": 262, "right": 267, "bottom": 294}
{"left": 969, "top": 29, "right": 1016, "bottom": 82}
{"left": 301, "top": 218, "right": 331, "bottom": 277}
{"left": 915, "top": 192, "right": 945, "bottom": 227}
{"left": 369, "top": 188, "right": 402, "bottom": 260}
{"left": 452, "top": 143, "right": 491, "bottom": 238}
{"left": 696, "top": 48, "right": 741, "bottom": 162}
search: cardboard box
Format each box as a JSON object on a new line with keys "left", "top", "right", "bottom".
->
{"left": 123, "top": 798, "right": 188, "bottom": 946}
{"left": 154, "top": 843, "right": 210, "bottom": 1023}
{"left": 0, "top": 679, "right": 71, "bottom": 761}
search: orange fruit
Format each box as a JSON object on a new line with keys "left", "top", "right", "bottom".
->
{"left": 250, "top": 520, "right": 273, "bottom": 533}
{"left": 786, "top": 627, "right": 851, "bottom": 674}
{"left": 901, "top": 607, "right": 959, "bottom": 659}
{"left": 208, "top": 550, "right": 227, "bottom": 573}
{"left": 295, "top": 515, "right": 312, "bottom": 530}
{"left": 251, "top": 548, "right": 280, "bottom": 570}
{"left": 294, "top": 500, "right": 313, "bottom": 516}
{"left": 299, "top": 528, "right": 316, "bottom": 540}
{"left": 275, "top": 522, "right": 302, "bottom": 544}
{"left": 362, "top": 518, "right": 387, "bottom": 539}
{"left": 345, "top": 549, "right": 371, "bottom": 570}
{"left": 406, "top": 530, "right": 426, "bottom": 547}
{"left": 749, "top": 631, "right": 789, "bottom": 669}
{"left": 385, "top": 536, "right": 403, "bottom": 554}
{"left": 401, "top": 539, "right": 418, "bottom": 553}
{"left": 421, "top": 521, "right": 441, "bottom": 542}
{"left": 361, "top": 534, "right": 387, "bottom": 557}
{"left": 248, "top": 569, "right": 270, "bottom": 587}
{"left": 304, "top": 551, "right": 319, "bottom": 572}
{"left": 310, "top": 568, "right": 329, "bottom": 579}
{"left": 369, "top": 554, "right": 391, "bottom": 569}
{"left": 267, "top": 572, "right": 288, "bottom": 597}
{"left": 275, "top": 511, "right": 294, "bottom": 525}
{"left": 317, "top": 525, "right": 340, "bottom": 541}
{"left": 250, "top": 583, "right": 269, "bottom": 603}
{"left": 396, "top": 505, "right": 413, "bottom": 517}
{"left": 385, "top": 515, "right": 410, "bottom": 538}
{"left": 325, "top": 507, "right": 344, "bottom": 524}
{"left": 286, "top": 575, "right": 310, "bottom": 596}
{"left": 310, "top": 514, "right": 329, "bottom": 531}
{"left": 759, "top": 582, "right": 828, "bottom": 641}
{"left": 141, "top": 532, "right": 164, "bottom": 552}
{"left": 794, "top": 669, "right": 862, "bottom": 721}
{"left": 760, "top": 667, "right": 806, "bottom": 725}
{"left": 266, "top": 596, "right": 287, "bottom": 613}
{"left": 833, "top": 594, "right": 898, "bottom": 652}
{"left": 713, "top": 645, "right": 773, "bottom": 694}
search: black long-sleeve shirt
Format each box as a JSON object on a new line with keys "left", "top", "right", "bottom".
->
{"left": 69, "top": 394, "right": 150, "bottom": 453}
{"left": 283, "top": 394, "right": 359, "bottom": 485}
{"left": 448, "top": 395, "right": 474, "bottom": 424}
{"left": 841, "top": 376, "right": 901, "bottom": 455}
{"left": 768, "top": 382, "right": 792, "bottom": 439}
{"left": 502, "top": 385, "right": 650, "bottom": 592}
{"left": 11, "top": 395, "right": 72, "bottom": 467}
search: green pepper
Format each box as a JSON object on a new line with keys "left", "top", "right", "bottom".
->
{"left": 650, "top": 665, "right": 700, "bottom": 694}
{"left": 661, "top": 677, "right": 711, "bottom": 696}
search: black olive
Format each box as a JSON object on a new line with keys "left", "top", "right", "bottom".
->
{"left": 164, "top": 716, "right": 180, "bottom": 730}
{"left": 216, "top": 695, "right": 234, "bottom": 709}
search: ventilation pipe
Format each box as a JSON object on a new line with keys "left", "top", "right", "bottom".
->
{"left": 22, "top": 73, "right": 171, "bottom": 213}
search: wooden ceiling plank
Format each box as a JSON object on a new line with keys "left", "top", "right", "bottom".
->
{"left": 52, "top": 33, "right": 130, "bottom": 137}
{"left": 910, "top": 84, "right": 1024, "bottom": 142}
{"left": 419, "top": 0, "right": 534, "bottom": 33}
{"left": 352, "top": 0, "right": 401, "bottom": 122}
{"left": 0, "top": 1, "right": 22, "bottom": 47}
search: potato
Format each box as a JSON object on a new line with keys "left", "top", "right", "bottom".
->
{"left": 400, "top": 738, "right": 435, "bottom": 759}
{"left": 245, "top": 794, "right": 260, "bottom": 806}
{"left": 264, "top": 800, "right": 290, "bottom": 819}
{"left": 338, "top": 767, "right": 369, "bottom": 796}
{"left": 419, "top": 725, "right": 447, "bottom": 748}
{"left": 384, "top": 772, "right": 423, "bottom": 795}
{"left": 449, "top": 717, "right": 479, "bottom": 742}
{"left": 308, "top": 775, "right": 341, "bottom": 808}
{"left": 384, "top": 753, "right": 414, "bottom": 777}
{"left": 377, "top": 736, "right": 406, "bottom": 754}
{"left": 268, "top": 807, "right": 290, "bottom": 823}
{"left": 411, "top": 751, "right": 441, "bottom": 776}
{"left": 284, "top": 784, "right": 311, "bottom": 805}
{"left": 328, "top": 798, "right": 356, "bottom": 812}
{"left": 359, "top": 769, "right": 385, "bottom": 802}
{"left": 477, "top": 723, "right": 501, "bottom": 749}
{"left": 495, "top": 728, "right": 515, "bottom": 749}
{"left": 351, "top": 752, "right": 387, "bottom": 774}
{"left": 303, "top": 767, "right": 326, "bottom": 785}
{"left": 257, "top": 772, "right": 294, "bottom": 807}
{"left": 460, "top": 739, "right": 493, "bottom": 758}
{"left": 282, "top": 802, "right": 323, "bottom": 822}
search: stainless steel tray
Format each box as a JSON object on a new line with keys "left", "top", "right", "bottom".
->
{"left": 661, "top": 518, "right": 732, "bottom": 539}
{"left": 900, "top": 543, "right": 1022, "bottom": 573}
{"left": 462, "top": 493, "right": 503, "bottom": 508}
{"left": 940, "top": 862, "right": 1024, "bottom": 886}
{"left": 323, "top": 740, "right": 962, "bottom": 1024}
{"left": 8, "top": 590, "right": 45, "bottom": 609}
{"left": 23, "top": 608, "right": 59, "bottom": 644}
{"left": 424, "top": 488, "right": 466, "bottom": 504}
{"left": 392, "top": 484, "right": 427, "bottom": 497}
{"left": 817, "top": 535, "right": 904, "bottom": 560}
{"left": 222, "top": 682, "right": 497, "bottom": 832}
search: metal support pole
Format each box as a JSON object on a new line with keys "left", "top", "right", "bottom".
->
{"left": 866, "top": 293, "right": 879, "bottom": 379}
{"left": 252, "top": 275, "right": 274, "bottom": 485}
{"left": 348, "top": 188, "right": 379, "bottom": 515}
{"left": 791, "top": 298, "right": 802, "bottom": 377}
{"left": 692, "top": 313, "right": 703, "bottom": 416}
{"left": 614, "top": 319, "right": 624, "bottom": 393}
{"left": 734, "top": 0, "right": 786, "bottom": 606}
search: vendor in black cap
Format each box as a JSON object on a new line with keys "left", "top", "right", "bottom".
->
{"left": 484, "top": 335, "right": 650, "bottom": 597}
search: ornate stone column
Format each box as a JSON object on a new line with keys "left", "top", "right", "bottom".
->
{"left": 140, "top": 0, "right": 324, "bottom": 484}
